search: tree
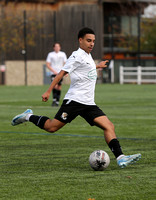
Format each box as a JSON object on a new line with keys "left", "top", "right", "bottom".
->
{"left": 141, "top": 17, "right": 156, "bottom": 52}
{"left": 117, "top": 16, "right": 156, "bottom": 53}
{"left": 0, "top": 8, "right": 43, "bottom": 64}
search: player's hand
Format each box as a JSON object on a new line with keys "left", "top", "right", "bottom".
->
{"left": 54, "top": 71, "right": 58, "bottom": 75}
{"left": 42, "top": 91, "right": 50, "bottom": 102}
{"left": 97, "top": 60, "right": 109, "bottom": 68}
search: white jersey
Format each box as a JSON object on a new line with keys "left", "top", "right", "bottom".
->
{"left": 62, "top": 48, "right": 97, "bottom": 105}
{"left": 46, "top": 51, "right": 67, "bottom": 75}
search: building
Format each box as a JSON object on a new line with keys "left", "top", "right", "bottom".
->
{"left": 0, "top": 0, "right": 155, "bottom": 84}
{"left": 1, "top": 0, "right": 155, "bottom": 60}
{"left": 103, "top": 0, "right": 156, "bottom": 60}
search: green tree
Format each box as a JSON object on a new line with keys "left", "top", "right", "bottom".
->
{"left": 117, "top": 17, "right": 156, "bottom": 53}
{"left": 141, "top": 17, "right": 156, "bottom": 52}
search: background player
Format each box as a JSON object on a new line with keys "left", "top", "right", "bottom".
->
{"left": 46, "top": 43, "right": 67, "bottom": 106}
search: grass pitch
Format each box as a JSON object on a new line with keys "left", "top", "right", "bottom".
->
{"left": 0, "top": 84, "right": 156, "bottom": 200}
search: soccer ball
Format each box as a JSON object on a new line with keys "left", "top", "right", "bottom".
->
{"left": 89, "top": 150, "right": 110, "bottom": 171}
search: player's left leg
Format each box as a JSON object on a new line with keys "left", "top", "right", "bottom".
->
{"left": 93, "top": 115, "right": 141, "bottom": 168}
{"left": 55, "top": 78, "right": 63, "bottom": 106}
{"left": 55, "top": 84, "right": 62, "bottom": 106}
{"left": 52, "top": 84, "right": 59, "bottom": 106}
{"left": 94, "top": 115, "right": 123, "bottom": 158}
{"left": 93, "top": 115, "right": 116, "bottom": 144}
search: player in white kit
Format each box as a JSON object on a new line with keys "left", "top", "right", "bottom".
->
{"left": 46, "top": 43, "right": 67, "bottom": 106}
{"left": 12, "top": 27, "right": 141, "bottom": 168}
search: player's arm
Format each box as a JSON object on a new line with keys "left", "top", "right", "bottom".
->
{"left": 46, "top": 62, "right": 58, "bottom": 75}
{"left": 42, "top": 70, "right": 68, "bottom": 102}
{"left": 96, "top": 60, "right": 109, "bottom": 69}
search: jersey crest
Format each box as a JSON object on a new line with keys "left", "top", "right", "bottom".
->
{"left": 88, "top": 69, "right": 97, "bottom": 80}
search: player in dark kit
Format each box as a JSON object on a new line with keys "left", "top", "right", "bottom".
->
{"left": 11, "top": 27, "right": 141, "bottom": 168}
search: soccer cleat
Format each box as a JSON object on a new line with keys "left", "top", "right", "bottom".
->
{"left": 117, "top": 153, "right": 141, "bottom": 168}
{"left": 52, "top": 101, "right": 59, "bottom": 107}
{"left": 11, "top": 109, "right": 33, "bottom": 126}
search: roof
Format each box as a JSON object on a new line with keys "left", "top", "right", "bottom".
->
{"left": 102, "top": 0, "right": 156, "bottom": 3}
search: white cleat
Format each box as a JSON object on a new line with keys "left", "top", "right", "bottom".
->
{"left": 11, "top": 109, "right": 33, "bottom": 126}
{"left": 117, "top": 153, "right": 141, "bottom": 168}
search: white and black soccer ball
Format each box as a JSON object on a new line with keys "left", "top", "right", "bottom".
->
{"left": 89, "top": 150, "right": 110, "bottom": 171}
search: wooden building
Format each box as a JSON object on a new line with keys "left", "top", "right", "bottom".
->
{"left": 0, "top": 0, "right": 103, "bottom": 60}
{"left": 1, "top": 0, "right": 155, "bottom": 61}
{"left": 0, "top": 0, "right": 156, "bottom": 85}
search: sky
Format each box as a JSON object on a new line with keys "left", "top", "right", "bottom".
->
{"left": 142, "top": 4, "right": 156, "bottom": 18}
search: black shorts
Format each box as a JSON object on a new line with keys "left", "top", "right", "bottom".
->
{"left": 51, "top": 75, "right": 63, "bottom": 86}
{"left": 55, "top": 100, "right": 106, "bottom": 126}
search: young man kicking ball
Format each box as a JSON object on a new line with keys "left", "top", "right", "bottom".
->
{"left": 11, "top": 27, "right": 141, "bottom": 168}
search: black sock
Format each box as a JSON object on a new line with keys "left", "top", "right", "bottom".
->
{"left": 108, "top": 139, "right": 124, "bottom": 158}
{"left": 53, "top": 89, "right": 57, "bottom": 101}
{"left": 56, "top": 90, "right": 61, "bottom": 102}
{"left": 29, "top": 115, "right": 49, "bottom": 129}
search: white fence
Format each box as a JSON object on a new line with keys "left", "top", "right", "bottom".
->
{"left": 120, "top": 66, "right": 156, "bottom": 84}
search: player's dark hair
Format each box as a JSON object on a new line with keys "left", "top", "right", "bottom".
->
{"left": 53, "top": 42, "right": 61, "bottom": 48}
{"left": 78, "top": 27, "right": 95, "bottom": 39}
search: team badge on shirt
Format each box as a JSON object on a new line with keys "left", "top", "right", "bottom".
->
{"left": 88, "top": 69, "right": 97, "bottom": 80}
{"left": 61, "top": 112, "right": 68, "bottom": 120}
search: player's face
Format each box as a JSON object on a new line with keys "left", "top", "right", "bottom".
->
{"left": 79, "top": 34, "right": 95, "bottom": 54}
{"left": 54, "top": 43, "right": 61, "bottom": 53}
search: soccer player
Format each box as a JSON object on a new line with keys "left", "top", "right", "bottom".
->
{"left": 46, "top": 43, "right": 67, "bottom": 106}
{"left": 11, "top": 27, "right": 141, "bottom": 168}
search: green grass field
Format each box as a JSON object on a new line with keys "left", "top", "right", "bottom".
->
{"left": 0, "top": 84, "right": 156, "bottom": 200}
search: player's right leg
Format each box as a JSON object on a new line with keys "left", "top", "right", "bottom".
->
{"left": 11, "top": 109, "right": 33, "bottom": 126}
{"left": 43, "top": 118, "right": 65, "bottom": 133}
{"left": 11, "top": 109, "right": 66, "bottom": 133}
